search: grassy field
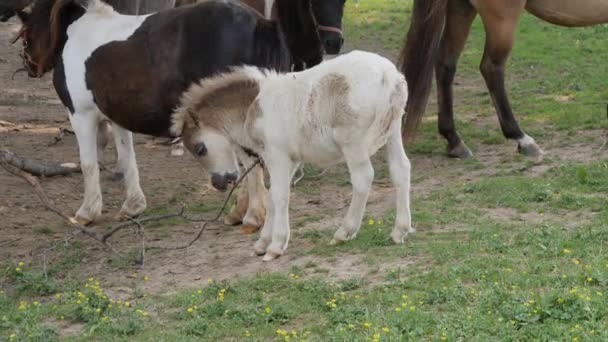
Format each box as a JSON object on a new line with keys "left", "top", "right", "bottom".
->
{"left": 2, "top": 0, "right": 608, "bottom": 341}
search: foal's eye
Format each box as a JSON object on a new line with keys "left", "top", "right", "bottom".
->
{"left": 195, "top": 142, "right": 207, "bottom": 156}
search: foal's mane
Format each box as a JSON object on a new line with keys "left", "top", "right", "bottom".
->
{"left": 171, "top": 67, "right": 268, "bottom": 136}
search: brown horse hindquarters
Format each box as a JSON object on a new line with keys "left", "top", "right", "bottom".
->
{"left": 525, "top": 0, "right": 608, "bottom": 27}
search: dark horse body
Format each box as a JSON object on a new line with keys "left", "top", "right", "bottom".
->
{"left": 401, "top": 0, "right": 608, "bottom": 159}
{"left": 1, "top": 0, "right": 176, "bottom": 20}
{"left": 16, "top": 0, "right": 344, "bottom": 226}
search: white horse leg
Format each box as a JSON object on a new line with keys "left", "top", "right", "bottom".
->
{"left": 261, "top": 155, "right": 297, "bottom": 261}
{"left": 70, "top": 112, "right": 103, "bottom": 224}
{"left": 332, "top": 150, "right": 374, "bottom": 244}
{"left": 386, "top": 127, "right": 414, "bottom": 243}
{"left": 112, "top": 125, "right": 146, "bottom": 220}
{"left": 240, "top": 164, "right": 267, "bottom": 234}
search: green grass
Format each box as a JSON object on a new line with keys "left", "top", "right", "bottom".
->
{"left": 3, "top": 1, "right": 608, "bottom": 340}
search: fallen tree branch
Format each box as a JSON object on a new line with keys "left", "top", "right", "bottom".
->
{"left": 1, "top": 150, "right": 80, "bottom": 177}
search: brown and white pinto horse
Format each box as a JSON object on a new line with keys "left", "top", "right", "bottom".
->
{"left": 1, "top": 0, "right": 177, "bottom": 21}
{"left": 16, "top": 0, "right": 343, "bottom": 227}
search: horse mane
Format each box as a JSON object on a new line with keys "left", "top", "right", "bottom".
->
{"left": 171, "top": 67, "right": 268, "bottom": 136}
{"left": 275, "top": 0, "right": 323, "bottom": 68}
{"left": 27, "top": 0, "right": 111, "bottom": 74}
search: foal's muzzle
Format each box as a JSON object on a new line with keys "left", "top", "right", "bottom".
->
{"left": 210, "top": 172, "right": 238, "bottom": 192}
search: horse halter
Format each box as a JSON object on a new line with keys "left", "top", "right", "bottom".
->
{"left": 12, "top": 27, "right": 43, "bottom": 78}
{"left": 316, "top": 24, "right": 343, "bottom": 37}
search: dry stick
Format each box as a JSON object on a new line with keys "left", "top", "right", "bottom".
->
{"left": 148, "top": 159, "right": 261, "bottom": 251}
{"left": 1, "top": 150, "right": 80, "bottom": 177}
{"left": 101, "top": 209, "right": 185, "bottom": 243}
{"left": 0, "top": 160, "right": 76, "bottom": 222}
{"left": 48, "top": 127, "right": 75, "bottom": 147}
{"left": 0, "top": 238, "right": 22, "bottom": 248}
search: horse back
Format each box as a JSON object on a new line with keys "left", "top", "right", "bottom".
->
{"left": 70, "top": 1, "right": 264, "bottom": 137}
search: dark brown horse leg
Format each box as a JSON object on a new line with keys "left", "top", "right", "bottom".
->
{"left": 477, "top": 1, "right": 544, "bottom": 158}
{"left": 436, "top": 0, "right": 477, "bottom": 158}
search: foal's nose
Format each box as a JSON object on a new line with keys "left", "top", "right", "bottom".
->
{"left": 210, "top": 172, "right": 238, "bottom": 191}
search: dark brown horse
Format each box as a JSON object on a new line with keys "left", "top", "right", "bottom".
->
{"left": 400, "top": 0, "right": 608, "bottom": 159}
{"left": 241, "top": 0, "right": 345, "bottom": 57}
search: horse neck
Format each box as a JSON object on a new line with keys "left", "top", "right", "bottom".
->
{"left": 253, "top": 19, "right": 291, "bottom": 72}
{"left": 275, "top": 0, "right": 323, "bottom": 68}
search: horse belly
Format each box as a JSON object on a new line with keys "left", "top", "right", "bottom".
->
{"left": 526, "top": 0, "right": 608, "bottom": 26}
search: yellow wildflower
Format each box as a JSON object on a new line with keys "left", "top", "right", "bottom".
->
{"left": 383, "top": 327, "right": 390, "bottom": 333}
{"left": 15, "top": 267, "right": 21, "bottom": 273}
{"left": 368, "top": 219, "right": 375, "bottom": 225}
{"left": 363, "top": 322, "right": 372, "bottom": 328}
{"left": 187, "top": 307, "right": 194, "bottom": 313}
{"left": 563, "top": 249, "right": 571, "bottom": 254}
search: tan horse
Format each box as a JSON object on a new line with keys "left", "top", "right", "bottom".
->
{"left": 400, "top": 0, "right": 608, "bottom": 159}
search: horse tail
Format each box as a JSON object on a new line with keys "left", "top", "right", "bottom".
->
{"left": 398, "top": 0, "right": 448, "bottom": 142}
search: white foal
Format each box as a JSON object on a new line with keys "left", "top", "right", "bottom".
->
{"left": 173, "top": 50, "right": 413, "bottom": 261}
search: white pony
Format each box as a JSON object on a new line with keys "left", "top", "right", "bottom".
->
{"left": 172, "top": 50, "right": 413, "bottom": 260}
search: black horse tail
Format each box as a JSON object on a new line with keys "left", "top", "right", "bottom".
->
{"left": 398, "top": 0, "right": 448, "bottom": 143}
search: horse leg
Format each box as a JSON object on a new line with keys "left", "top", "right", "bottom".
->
{"left": 224, "top": 187, "right": 248, "bottom": 226}
{"left": 331, "top": 149, "right": 374, "bottom": 244}
{"left": 385, "top": 125, "right": 414, "bottom": 243}
{"left": 477, "top": 1, "right": 544, "bottom": 158}
{"left": 240, "top": 164, "right": 267, "bottom": 234}
{"left": 253, "top": 188, "right": 274, "bottom": 256}
{"left": 69, "top": 112, "right": 103, "bottom": 225}
{"left": 111, "top": 125, "right": 147, "bottom": 220}
{"left": 260, "top": 154, "right": 297, "bottom": 261}
{"left": 436, "top": 1, "right": 477, "bottom": 158}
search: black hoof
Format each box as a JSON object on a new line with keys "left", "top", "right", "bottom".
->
{"left": 447, "top": 142, "right": 473, "bottom": 159}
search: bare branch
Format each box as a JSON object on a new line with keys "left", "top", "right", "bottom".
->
{"left": 1, "top": 150, "right": 80, "bottom": 177}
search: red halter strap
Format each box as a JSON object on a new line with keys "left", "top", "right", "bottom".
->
{"left": 317, "top": 24, "right": 343, "bottom": 37}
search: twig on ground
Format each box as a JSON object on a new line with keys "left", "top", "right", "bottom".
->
{"left": 1, "top": 150, "right": 80, "bottom": 177}
{"left": 0, "top": 238, "right": 22, "bottom": 248}
{"left": 48, "top": 127, "right": 75, "bottom": 146}
{"left": 148, "top": 159, "right": 260, "bottom": 251}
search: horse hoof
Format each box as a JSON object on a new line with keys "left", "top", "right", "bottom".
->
{"left": 74, "top": 215, "right": 94, "bottom": 226}
{"left": 170, "top": 148, "right": 184, "bottom": 157}
{"left": 253, "top": 240, "right": 268, "bottom": 256}
{"left": 330, "top": 238, "right": 345, "bottom": 245}
{"left": 240, "top": 224, "right": 260, "bottom": 234}
{"left": 517, "top": 139, "right": 544, "bottom": 160}
{"left": 223, "top": 214, "right": 242, "bottom": 226}
{"left": 447, "top": 142, "right": 473, "bottom": 159}
{"left": 390, "top": 231, "right": 405, "bottom": 244}
{"left": 262, "top": 251, "right": 281, "bottom": 261}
